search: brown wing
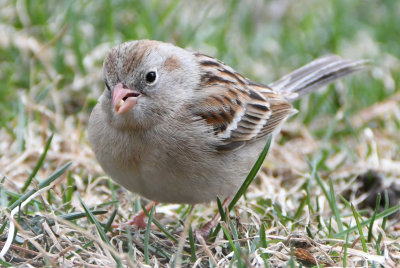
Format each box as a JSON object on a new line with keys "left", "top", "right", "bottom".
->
{"left": 191, "top": 53, "right": 295, "bottom": 151}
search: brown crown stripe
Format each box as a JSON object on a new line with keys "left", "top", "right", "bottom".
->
{"left": 123, "top": 42, "right": 150, "bottom": 74}
{"left": 104, "top": 52, "right": 118, "bottom": 74}
{"left": 124, "top": 53, "right": 136, "bottom": 74}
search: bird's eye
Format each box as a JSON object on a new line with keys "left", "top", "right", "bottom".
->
{"left": 145, "top": 71, "right": 157, "bottom": 84}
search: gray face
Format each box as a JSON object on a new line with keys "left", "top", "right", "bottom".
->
{"left": 101, "top": 40, "right": 200, "bottom": 130}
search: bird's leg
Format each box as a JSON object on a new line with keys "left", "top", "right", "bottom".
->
{"left": 111, "top": 201, "right": 159, "bottom": 229}
{"left": 196, "top": 197, "right": 230, "bottom": 239}
{"left": 129, "top": 201, "right": 159, "bottom": 229}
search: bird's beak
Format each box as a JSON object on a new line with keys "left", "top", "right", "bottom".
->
{"left": 112, "top": 83, "right": 141, "bottom": 114}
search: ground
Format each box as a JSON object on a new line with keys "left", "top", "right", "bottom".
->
{"left": 1, "top": 0, "right": 400, "bottom": 267}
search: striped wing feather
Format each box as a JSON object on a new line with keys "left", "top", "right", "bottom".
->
{"left": 192, "top": 53, "right": 294, "bottom": 151}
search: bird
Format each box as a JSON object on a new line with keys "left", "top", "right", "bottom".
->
{"left": 88, "top": 40, "right": 365, "bottom": 216}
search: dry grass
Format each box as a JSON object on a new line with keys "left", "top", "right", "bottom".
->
{"left": 1, "top": 0, "right": 400, "bottom": 267}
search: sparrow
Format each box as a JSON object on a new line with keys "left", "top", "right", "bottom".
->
{"left": 88, "top": 40, "right": 365, "bottom": 205}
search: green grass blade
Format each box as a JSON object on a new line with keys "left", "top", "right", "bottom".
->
{"left": 335, "top": 204, "right": 400, "bottom": 238}
{"left": 338, "top": 194, "right": 352, "bottom": 208}
{"left": 142, "top": 205, "right": 178, "bottom": 243}
{"left": 229, "top": 219, "right": 241, "bottom": 251}
{"left": 368, "top": 193, "right": 381, "bottom": 242}
{"left": 63, "top": 171, "right": 74, "bottom": 210}
{"left": 79, "top": 196, "right": 110, "bottom": 243}
{"left": 221, "top": 223, "right": 243, "bottom": 267}
{"left": 229, "top": 135, "right": 272, "bottom": 211}
{"left": 4, "top": 190, "right": 43, "bottom": 209}
{"left": 104, "top": 208, "right": 118, "bottom": 232}
{"left": 126, "top": 226, "right": 135, "bottom": 262}
{"left": 144, "top": 204, "right": 155, "bottom": 265}
{"left": 189, "top": 225, "right": 196, "bottom": 263}
{"left": 60, "top": 210, "right": 108, "bottom": 221}
{"left": 9, "top": 162, "right": 72, "bottom": 211}
{"left": 21, "top": 133, "right": 54, "bottom": 193}
{"left": 312, "top": 165, "right": 343, "bottom": 234}
{"left": 79, "top": 196, "right": 122, "bottom": 267}
{"left": 0, "top": 221, "right": 7, "bottom": 235}
{"left": 260, "top": 223, "right": 267, "bottom": 248}
{"left": 329, "top": 178, "right": 343, "bottom": 232}
{"left": 217, "top": 196, "right": 226, "bottom": 222}
{"left": 294, "top": 197, "right": 307, "bottom": 220}
{"left": 343, "top": 223, "right": 351, "bottom": 267}
{"left": 0, "top": 259, "right": 12, "bottom": 267}
{"left": 350, "top": 203, "right": 367, "bottom": 252}
{"left": 376, "top": 191, "right": 390, "bottom": 254}
{"left": 211, "top": 135, "right": 272, "bottom": 238}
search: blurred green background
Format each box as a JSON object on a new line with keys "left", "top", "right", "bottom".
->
{"left": 0, "top": 0, "right": 399, "bottom": 145}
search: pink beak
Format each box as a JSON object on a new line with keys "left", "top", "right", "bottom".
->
{"left": 112, "top": 83, "right": 141, "bottom": 114}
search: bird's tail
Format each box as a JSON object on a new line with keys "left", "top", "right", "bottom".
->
{"left": 269, "top": 55, "right": 368, "bottom": 102}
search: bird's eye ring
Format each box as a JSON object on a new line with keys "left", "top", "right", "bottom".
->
{"left": 145, "top": 70, "right": 157, "bottom": 84}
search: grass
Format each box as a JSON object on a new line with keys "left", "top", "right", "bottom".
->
{"left": 1, "top": 0, "right": 400, "bottom": 266}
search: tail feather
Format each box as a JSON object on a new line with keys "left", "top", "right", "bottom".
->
{"left": 269, "top": 55, "right": 368, "bottom": 102}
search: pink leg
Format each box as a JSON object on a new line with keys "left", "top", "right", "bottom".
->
{"left": 111, "top": 202, "right": 159, "bottom": 229}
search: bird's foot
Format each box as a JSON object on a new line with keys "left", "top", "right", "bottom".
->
{"left": 111, "top": 202, "right": 158, "bottom": 230}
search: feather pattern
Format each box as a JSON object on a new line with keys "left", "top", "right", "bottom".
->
{"left": 269, "top": 55, "right": 368, "bottom": 101}
{"left": 191, "top": 53, "right": 294, "bottom": 151}
{"left": 191, "top": 53, "right": 366, "bottom": 152}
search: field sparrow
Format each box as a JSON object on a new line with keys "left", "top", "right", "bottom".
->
{"left": 88, "top": 40, "right": 365, "bottom": 205}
